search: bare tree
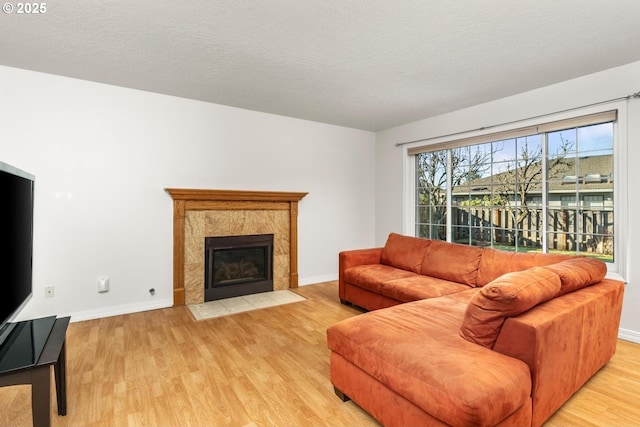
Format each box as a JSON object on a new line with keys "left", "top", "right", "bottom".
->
{"left": 416, "top": 135, "right": 572, "bottom": 245}
{"left": 493, "top": 135, "right": 573, "bottom": 242}
{"left": 416, "top": 150, "right": 447, "bottom": 239}
{"left": 416, "top": 147, "right": 492, "bottom": 239}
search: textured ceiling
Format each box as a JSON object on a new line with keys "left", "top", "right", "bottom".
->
{"left": 2, "top": 1, "right": 640, "bottom": 131}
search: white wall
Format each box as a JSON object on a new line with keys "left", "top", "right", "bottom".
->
{"left": 375, "top": 60, "right": 640, "bottom": 343}
{"left": 0, "top": 66, "right": 376, "bottom": 322}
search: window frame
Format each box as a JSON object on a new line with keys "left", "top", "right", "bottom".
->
{"left": 403, "top": 102, "right": 628, "bottom": 278}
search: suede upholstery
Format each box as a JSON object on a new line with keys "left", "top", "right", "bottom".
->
{"left": 381, "top": 232, "right": 431, "bottom": 273}
{"left": 338, "top": 247, "right": 382, "bottom": 302}
{"left": 331, "top": 233, "right": 625, "bottom": 427}
{"left": 343, "top": 264, "right": 417, "bottom": 294}
{"left": 330, "top": 351, "right": 533, "bottom": 427}
{"left": 459, "top": 267, "right": 561, "bottom": 348}
{"left": 493, "top": 280, "right": 623, "bottom": 427}
{"left": 542, "top": 256, "right": 607, "bottom": 296}
{"left": 420, "top": 239, "right": 483, "bottom": 286}
{"left": 381, "top": 275, "right": 471, "bottom": 303}
{"left": 328, "top": 291, "right": 532, "bottom": 427}
{"left": 476, "top": 248, "right": 570, "bottom": 286}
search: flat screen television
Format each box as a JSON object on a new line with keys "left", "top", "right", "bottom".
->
{"left": 0, "top": 161, "right": 35, "bottom": 348}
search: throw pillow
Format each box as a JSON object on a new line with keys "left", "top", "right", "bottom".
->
{"left": 543, "top": 257, "right": 607, "bottom": 296}
{"left": 460, "top": 267, "right": 561, "bottom": 348}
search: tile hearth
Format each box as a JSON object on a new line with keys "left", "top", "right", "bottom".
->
{"left": 188, "top": 290, "right": 306, "bottom": 320}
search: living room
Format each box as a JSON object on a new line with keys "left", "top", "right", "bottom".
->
{"left": 1, "top": 2, "right": 640, "bottom": 426}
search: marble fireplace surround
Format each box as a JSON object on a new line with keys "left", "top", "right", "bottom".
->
{"left": 166, "top": 189, "right": 308, "bottom": 306}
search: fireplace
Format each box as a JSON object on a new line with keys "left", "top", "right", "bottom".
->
{"left": 165, "top": 188, "right": 307, "bottom": 306}
{"left": 204, "top": 234, "right": 274, "bottom": 301}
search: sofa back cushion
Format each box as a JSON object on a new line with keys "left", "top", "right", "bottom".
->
{"left": 380, "top": 233, "right": 431, "bottom": 274}
{"left": 476, "top": 248, "right": 571, "bottom": 287}
{"left": 460, "top": 267, "right": 561, "bottom": 348}
{"left": 420, "top": 240, "right": 483, "bottom": 286}
{"left": 542, "top": 257, "right": 607, "bottom": 296}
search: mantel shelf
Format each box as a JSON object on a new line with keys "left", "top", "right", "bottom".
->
{"left": 165, "top": 188, "right": 308, "bottom": 203}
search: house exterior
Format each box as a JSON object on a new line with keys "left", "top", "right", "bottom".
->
{"left": 444, "top": 153, "right": 614, "bottom": 257}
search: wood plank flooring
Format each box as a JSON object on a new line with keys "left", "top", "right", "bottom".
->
{"left": 1, "top": 281, "right": 639, "bottom": 426}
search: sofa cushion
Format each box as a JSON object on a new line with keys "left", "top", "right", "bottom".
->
{"left": 420, "top": 239, "right": 483, "bottom": 286}
{"left": 380, "top": 233, "right": 431, "bottom": 274}
{"left": 344, "top": 264, "right": 417, "bottom": 293}
{"left": 327, "top": 292, "right": 532, "bottom": 427}
{"left": 380, "top": 276, "right": 472, "bottom": 303}
{"left": 460, "top": 267, "right": 561, "bottom": 348}
{"left": 476, "top": 248, "right": 571, "bottom": 286}
{"left": 542, "top": 257, "right": 607, "bottom": 296}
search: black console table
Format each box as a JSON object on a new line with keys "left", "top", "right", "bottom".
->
{"left": 0, "top": 316, "right": 70, "bottom": 427}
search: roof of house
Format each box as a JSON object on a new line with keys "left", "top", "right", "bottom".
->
{"left": 451, "top": 154, "right": 613, "bottom": 196}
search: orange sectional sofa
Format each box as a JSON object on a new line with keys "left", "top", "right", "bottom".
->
{"left": 327, "top": 233, "right": 624, "bottom": 427}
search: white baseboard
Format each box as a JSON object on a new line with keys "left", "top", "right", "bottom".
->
{"left": 298, "top": 274, "right": 338, "bottom": 286}
{"left": 61, "top": 277, "right": 338, "bottom": 322}
{"left": 618, "top": 327, "right": 640, "bottom": 344}
{"left": 66, "top": 298, "right": 174, "bottom": 323}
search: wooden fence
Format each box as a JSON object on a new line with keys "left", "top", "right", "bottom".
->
{"left": 444, "top": 207, "right": 614, "bottom": 255}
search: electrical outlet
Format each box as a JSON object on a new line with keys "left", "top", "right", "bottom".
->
{"left": 45, "top": 286, "right": 55, "bottom": 298}
{"left": 97, "top": 277, "right": 110, "bottom": 293}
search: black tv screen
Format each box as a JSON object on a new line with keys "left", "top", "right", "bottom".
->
{"left": 0, "top": 162, "right": 35, "bottom": 346}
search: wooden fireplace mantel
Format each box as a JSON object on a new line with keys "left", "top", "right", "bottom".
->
{"left": 165, "top": 188, "right": 308, "bottom": 306}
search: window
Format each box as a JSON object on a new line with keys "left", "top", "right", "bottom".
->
{"left": 560, "top": 196, "right": 577, "bottom": 207}
{"left": 546, "top": 122, "right": 613, "bottom": 260}
{"left": 413, "top": 111, "right": 616, "bottom": 264}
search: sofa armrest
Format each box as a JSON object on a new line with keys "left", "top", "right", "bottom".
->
{"left": 492, "top": 279, "right": 624, "bottom": 427}
{"left": 338, "top": 248, "right": 383, "bottom": 301}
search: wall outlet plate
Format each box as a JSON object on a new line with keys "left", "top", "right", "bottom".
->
{"left": 97, "top": 277, "right": 110, "bottom": 293}
{"left": 45, "top": 286, "right": 55, "bottom": 298}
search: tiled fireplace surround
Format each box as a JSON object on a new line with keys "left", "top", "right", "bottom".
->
{"left": 165, "top": 189, "right": 308, "bottom": 306}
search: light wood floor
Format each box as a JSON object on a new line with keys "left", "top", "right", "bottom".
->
{"left": 1, "top": 281, "right": 638, "bottom": 427}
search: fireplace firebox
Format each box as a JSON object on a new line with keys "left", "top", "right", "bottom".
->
{"left": 204, "top": 234, "right": 274, "bottom": 301}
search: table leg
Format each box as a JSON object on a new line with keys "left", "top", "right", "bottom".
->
{"left": 54, "top": 340, "right": 67, "bottom": 415}
{"left": 31, "top": 365, "right": 51, "bottom": 427}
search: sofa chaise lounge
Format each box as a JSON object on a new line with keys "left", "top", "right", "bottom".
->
{"left": 327, "top": 233, "right": 624, "bottom": 427}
